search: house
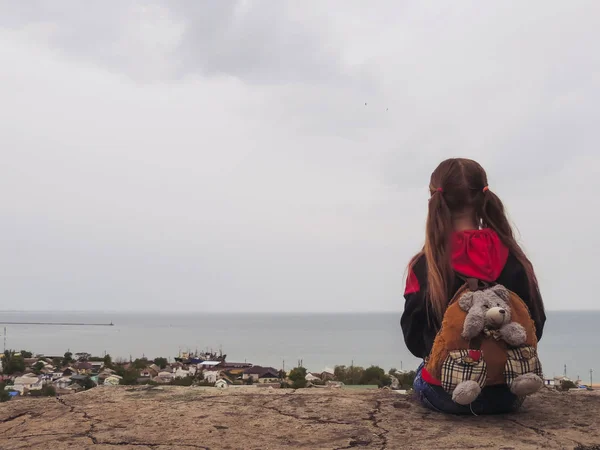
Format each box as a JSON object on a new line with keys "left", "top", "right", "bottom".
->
{"left": 305, "top": 373, "right": 322, "bottom": 382}
{"left": 321, "top": 369, "right": 335, "bottom": 381}
{"left": 174, "top": 368, "right": 192, "bottom": 379}
{"left": 98, "top": 370, "right": 115, "bottom": 384}
{"left": 154, "top": 372, "right": 174, "bottom": 384}
{"left": 221, "top": 362, "right": 252, "bottom": 369}
{"left": 24, "top": 358, "right": 39, "bottom": 367}
{"left": 243, "top": 366, "right": 280, "bottom": 383}
{"left": 100, "top": 368, "right": 116, "bottom": 375}
{"left": 197, "top": 361, "right": 222, "bottom": 371}
{"left": 103, "top": 375, "right": 123, "bottom": 386}
{"left": 140, "top": 367, "right": 158, "bottom": 379}
{"left": 50, "top": 371, "right": 65, "bottom": 381}
{"left": 215, "top": 378, "right": 232, "bottom": 389}
{"left": 11, "top": 375, "right": 43, "bottom": 395}
{"left": 203, "top": 370, "right": 221, "bottom": 384}
{"left": 41, "top": 366, "right": 54, "bottom": 376}
{"left": 223, "top": 368, "right": 246, "bottom": 379}
{"left": 75, "top": 362, "right": 93, "bottom": 375}
{"left": 89, "top": 361, "right": 104, "bottom": 372}
{"left": 63, "top": 367, "right": 76, "bottom": 376}
{"left": 148, "top": 364, "right": 161, "bottom": 373}
{"left": 53, "top": 377, "right": 72, "bottom": 390}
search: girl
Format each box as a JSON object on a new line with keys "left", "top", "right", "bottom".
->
{"left": 401, "top": 158, "right": 546, "bottom": 414}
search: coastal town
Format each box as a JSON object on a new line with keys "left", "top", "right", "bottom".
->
{"left": 0, "top": 349, "right": 417, "bottom": 401}
{"left": 1, "top": 348, "right": 594, "bottom": 402}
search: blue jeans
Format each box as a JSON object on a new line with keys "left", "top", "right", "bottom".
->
{"left": 413, "top": 363, "right": 523, "bottom": 415}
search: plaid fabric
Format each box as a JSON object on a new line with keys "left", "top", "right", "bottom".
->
{"left": 504, "top": 346, "right": 543, "bottom": 384}
{"left": 441, "top": 350, "right": 487, "bottom": 393}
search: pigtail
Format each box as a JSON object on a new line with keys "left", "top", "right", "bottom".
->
{"left": 480, "top": 188, "right": 544, "bottom": 320}
{"left": 423, "top": 189, "right": 454, "bottom": 322}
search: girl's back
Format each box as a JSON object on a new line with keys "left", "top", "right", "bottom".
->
{"left": 402, "top": 228, "right": 546, "bottom": 359}
{"left": 401, "top": 158, "right": 546, "bottom": 415}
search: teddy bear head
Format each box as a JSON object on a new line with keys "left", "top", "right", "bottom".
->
{"left": 459, "top": 285, "right": 511, "bottom": 329}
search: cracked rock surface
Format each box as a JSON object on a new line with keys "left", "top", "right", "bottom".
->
{"left": 1, "top": 386, "right": 599, "bottom": 449}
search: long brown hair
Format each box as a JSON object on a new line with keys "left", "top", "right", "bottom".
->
{"left": 410, "top": 158, "right": 543, "bottom": 322}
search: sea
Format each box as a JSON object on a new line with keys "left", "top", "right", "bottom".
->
{"left": 0, "top": 311, "right": 594, "bottom": 382}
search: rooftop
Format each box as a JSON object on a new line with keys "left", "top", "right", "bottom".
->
{"left": 197, "top": 361, "right": 221, "bottom": 367}
{"left": 243, "top": 366, "right": 279, "bottom": 376}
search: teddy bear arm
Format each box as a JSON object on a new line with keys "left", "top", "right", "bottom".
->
{"left": 462, "top": 306, "right": 485, "bottom": 339}
{"left": 499, "top": 322, "right": 527, "bottom": 346}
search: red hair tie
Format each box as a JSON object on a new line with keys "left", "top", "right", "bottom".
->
{"left": 482, "top": 186, "right": 489, "bottom": 193}
{"left": 436, "top": 187, "right": 443, "bottom": 193}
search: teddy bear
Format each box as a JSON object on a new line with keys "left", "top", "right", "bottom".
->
{"left": 459, "top": 284, "right": 526, "bottom": 346}
{"left": 449, "top": 285, "right": 543, "bottom": 405}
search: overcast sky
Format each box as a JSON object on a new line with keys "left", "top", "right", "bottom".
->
{"left": 1, "top": 1, "right": 598, "bottom": 312}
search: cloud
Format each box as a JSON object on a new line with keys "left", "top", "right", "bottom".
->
{"left": 0, "top": 1, "right": 599, "bottom": 312}
{"left": 0, "top": 0, "right": 371, "bottom": 86}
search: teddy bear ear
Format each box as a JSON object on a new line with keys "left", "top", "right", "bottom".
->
{"left": 491, "top": 284, "right": 510, "bottom": 302}
{"left": 458, "top": 292, "right": 474, "bottom": 311}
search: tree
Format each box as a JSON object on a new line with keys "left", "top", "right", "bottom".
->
{"left": 334, "top": 365, "right": 364, "bottom": 385}
{"left": 334, "top": 365, "right": 347, "bottom": 382}
{"left": 289, "top": 367, "right": 307, "bottom": 389}
{"left": 132, "top": 358, "right": 149, "bottom": 370}
{"left": 0, "top": 383, "right": 11, "bottom": 402}
{"left": 2, "top": 352, "right": 25, "bottom": 375}
{"left": 153, "top": 357, "right": 168, "bottom": 369}
{"left": 392, "top": 370, "right": 417, "bottom": 389}
{"left": 103, "top": 354, "right": 113, "bottom": 368}
{"left": 32, "top": 361, "right": 45, "bottom": 375}
{"left": 62, "top": 352, "right": 74, "bottom": 367}
{"left": 360, "top": 366, "right": 391, "bottom": 387}
{"left": 115, "top": 366, "right": 139, "bottom": 386}
{"left": 75, "top": 352, "right": 91, "bottom": 362}
{"left": 348, "top": 366, "right": 365, "bottom": 385}
{"left": 20, "top": 350, "right": 33, "bottom": 358}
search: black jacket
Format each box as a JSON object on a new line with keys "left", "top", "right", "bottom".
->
{"left": 401, "top": 231, "right": 546, "bottom": 359}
